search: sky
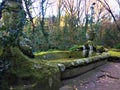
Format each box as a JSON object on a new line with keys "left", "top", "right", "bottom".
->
{"left": 109, "top": 0, "right": 119, "bottom": 14}
{"left": 0, "top": 0, "right": 119, "bottom": 16}
{"left": 31, "top": 0, "right": 120, "bottom": 17}
{"left": 0, "top": 0, "right": 2, "bottom": 3}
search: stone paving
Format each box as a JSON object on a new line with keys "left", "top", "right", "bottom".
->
{"left": 60, "top": 62, "right": 120, "bottom": 90}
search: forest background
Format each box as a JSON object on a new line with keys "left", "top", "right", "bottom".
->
{"left": 1, "top": 0, "right": 120, "bottom": 51}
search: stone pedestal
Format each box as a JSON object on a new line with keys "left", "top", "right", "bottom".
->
{"left": 83, "top": 28, "right": 96, "bottom": 57}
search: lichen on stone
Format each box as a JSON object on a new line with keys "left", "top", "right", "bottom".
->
{"left": 57, "top": 63, "right": 66, "bottom": 72}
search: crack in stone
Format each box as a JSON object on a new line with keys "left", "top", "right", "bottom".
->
{"left": 98, "top": 70, "right": 119, "bottom": 80}
{"left": 97, "top": 74, "right": 119, "bottom": 80}
{"left": 106, "top": 75, "right": 119, "bottom": 80}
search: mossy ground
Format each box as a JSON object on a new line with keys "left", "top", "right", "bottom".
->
{"left": 109, "top": 50, "right": 120, "bottom": 57}
{"left": 35, "top": 50, "right": 70, "bottom": 60}
{"left": 35, "top": 50, "right": 87, "bottom": 60}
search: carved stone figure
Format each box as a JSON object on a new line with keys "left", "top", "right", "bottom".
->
{"left": 0, "top": 0, "right": 34, "bottom": 58}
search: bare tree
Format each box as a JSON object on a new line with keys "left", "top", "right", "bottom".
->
{"left": 62, "top": 0, "right": 84, "bottom": 28}
{"left": 57, "top": 0, "right": 62, "bottom": 30}
{"left": 40, "top": 0, "right": 55, "bottom": 48}
{"left": 97, "top": 0, "right": 120, "bottom": 32}
{"left": 28, "top": 0, "right": 54, "bottom": 49}
{"left": 23, "top": 0, "right": 35, "bottom": 33}
{"left": 84, "top": 0, "right": 89, "bottom": 31}
{"left": 76, "top": 0, "right": 83, "bottom": 26}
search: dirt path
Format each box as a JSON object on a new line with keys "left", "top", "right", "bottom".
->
{"left": 60, "top": 62, "right": 120, "bottom": 90}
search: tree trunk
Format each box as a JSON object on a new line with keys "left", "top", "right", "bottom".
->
{"left": 40, "top": 0, "right": 50, "bottom": 49}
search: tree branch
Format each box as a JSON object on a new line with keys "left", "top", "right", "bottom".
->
{"left": 23, "top": 0, "right": 35, "bottom": 34}
{"left": 97, "top": 0, "right": 120, "bottom": 32}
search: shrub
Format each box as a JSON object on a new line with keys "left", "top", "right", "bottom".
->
{"left": 114, "top": 43, "right": 120, "bottom": 49}
{"left": 69, "top": 45, "right": 82, "bottom": 51}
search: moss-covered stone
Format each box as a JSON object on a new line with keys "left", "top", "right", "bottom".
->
{"left": 1, "top": 47, "right": 61, "bottom": 90}
{"left": 109, "top": 50, "right": 120, "bottom": 57}
{"left": 35, "top": 51, "right": 70, "bottom": 60}
{"left": 69, "top": 51, "right": 83, "bottom": 58}
{"left": 35, "top": 50, "right": 98, "bottom": 61}
{"left": 96, "top": 46, "right": 107, "bottom": 53}
{"left": 35, "top": 50, "right": 91, "bottom": 60}
{"left": 47, "top": 53, "right": 110, "bottom": 72}
{"left": 0, "top": 46, "right": 113, "bottom": 90}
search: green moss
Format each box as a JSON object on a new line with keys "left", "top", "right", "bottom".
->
{"left": 109, "top": 48, "right": 120, "bottom": 52}
{"left": 0, "top": 47, "right": 3, "bottom": 56}
{"left": 47, "top": 58, "right": 75, "bottom": 63}
{"left": 4, "top": 47, "right": 110, "bottom": 90}
{"left": 69, "top": 51, "right": 83, "bottom": 58}
{"left": 11, "top": 51, "right": 58, "bottom": 79}
{"left": 47, "top": 52, "right": 110, "bottom": 72}
{"left": 69, "top": 45, "right": 83, "bottom": 51}
{"left": 35, "top": 50, "right": 85, "bottom": 60}
{"left": 96, "top": 46, "right": 107, "bottom": 53}
{"left": 109, "top": 51, "right": 120, "bottom": 57}
{"left": 0, "top": 38, "right": 4, "bottom": 55}
{"left": 47, "top": 58, "right": 77, "bottom": 68}
{"left": 35, "top": 51, "right": 70, "bottom": 60}
{"left": 35, "top": 50, "right": 69, "bottom": 56}
{"left": 86, "top": 40, "right": 95, "bottom": 45}
{"left": 10, "top": 47, "right": 34, "bottom": 77}
{"left": 2, "top": 47, "right": 61, "bottom": 90}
